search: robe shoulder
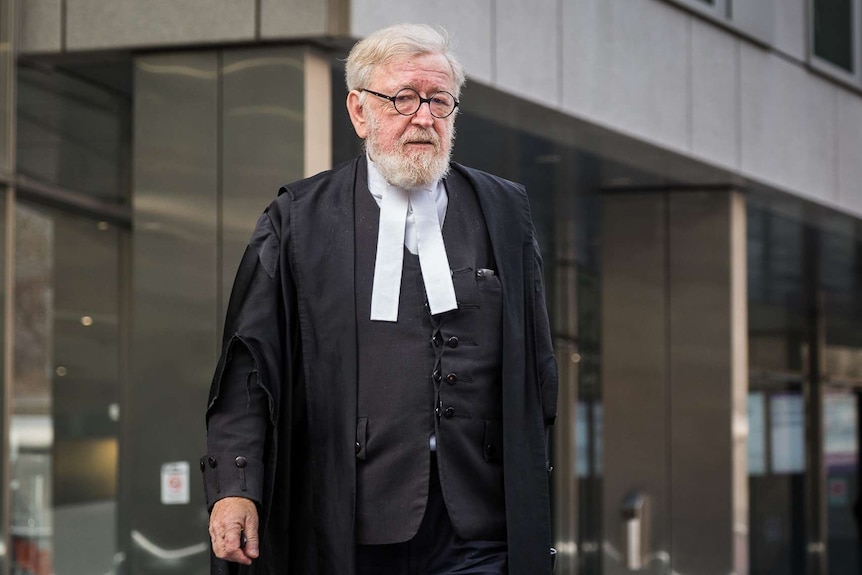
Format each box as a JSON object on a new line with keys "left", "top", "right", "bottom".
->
{"left": 451, "top": 162, "right": 528, "bottom": 201}
{"left": 276, "top": 157, "right": 361, "bottom": 200}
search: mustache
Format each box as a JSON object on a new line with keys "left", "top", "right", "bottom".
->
{"left": 399, "top": 129, "right": 441, "bottom": 148}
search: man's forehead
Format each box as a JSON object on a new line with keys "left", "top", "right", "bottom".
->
{"left": 372, "top": 53, "right": 454, "bottom": 88}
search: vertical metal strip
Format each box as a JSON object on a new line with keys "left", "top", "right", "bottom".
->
{"left": 114, "top": 226, "right": 132, "bottom": 572}
{"left": 216, "top": 50, "right": 224, "bottom": 349}
{"left": 2, "top": 189, "right": 12, "bottom": 575}
{"left": 803, "top": 226, "right": 826, "bottom": 574}
{"left": 663, "top": 191, "right": 673, "bottom": 570}
{"left": 730, "top": 191, "right": 750, "bottom": 575}
{"left": 2, "top": 0, "right": 16, "bottom": 572}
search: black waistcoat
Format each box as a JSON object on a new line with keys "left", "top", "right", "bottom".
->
{"left": 354, "top": 164, "right": 505, "bottom": 545}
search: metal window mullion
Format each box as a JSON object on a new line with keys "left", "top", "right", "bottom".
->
{"left": 1, "top": 0, "right": 16, "bottom": 573}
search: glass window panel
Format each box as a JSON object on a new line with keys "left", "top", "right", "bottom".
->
{"left": 824, "top": 390, "right": 860, "bottom": 573}
{"left": 813, "top": 0, "right": 855, "bottom": 73}
{"left": 130, "top": 51, "right": 218, "bottom": 574}
{"left": 749, "top": 392, "right": 767, "bottom": 475}
{"left": 747, "top": 205, "right": 807, "bottom": 374}
{"left": 12, "top": 203, "right": 121, "bottom": 575}
{"left": 770, "top": 393, "right": 806, "bottom": 473}
{"left": 17, "top": 62, "right": 131, "bottom": 203}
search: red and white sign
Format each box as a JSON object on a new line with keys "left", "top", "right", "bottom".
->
{"left": 161, "top": 461, "right": 190, "bottom": 505}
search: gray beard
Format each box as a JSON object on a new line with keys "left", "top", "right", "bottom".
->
{"left": 365, "top": 118, "right": 454, "bottom": 189}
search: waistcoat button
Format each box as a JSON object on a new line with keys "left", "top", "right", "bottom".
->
{"left": 235, "top": 456, "right": 247, "bottom": 468}
{"left": 446, "top": 336, "right": 459, "bottom": 348}
{"left": 446, "top": 373, "right": 458, "bottom": 385}
{"left": 444, "top": 407, "right": 455, "bottom": 418}
{"left": 433, "top": 369, "right": 442, "bottom": 382}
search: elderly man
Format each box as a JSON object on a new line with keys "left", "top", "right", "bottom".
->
{"left": 202, "top": 23, "right": 558, "bottom": 575}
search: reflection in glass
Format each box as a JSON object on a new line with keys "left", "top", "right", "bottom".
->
{"left": 17, "top": 63, "right": 131, "bottom": 202}
{"left": 813, "top": 0, "right": 854, "bottom": 73}
{"left": 748, "top": 393, "right": 766, "bottom": 476}
{"left": 12, "top": 203, "right": 121, "bottom": 575}
{"left": 748, "top": 389, "right": 807, "bottom": 574}
{"left": 576, "top": 401, "right": 603, "bottom": 479}
{"left": 771, "top": 394, "right": 805, "bottom": 474}
{"left": 824, "top": 390, "right": 860, "bottom": 573}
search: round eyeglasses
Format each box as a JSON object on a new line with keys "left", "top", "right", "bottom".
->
{"left": 361, "top": 88, "right": 459, "bottom": 119}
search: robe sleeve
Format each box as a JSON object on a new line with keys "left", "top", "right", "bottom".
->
{"left": 202, "top": 209, "right": 284, "bottom": 512}
{"left": 532, "top": 232, "right": 558, "bottom": 428}
{"left": 203, "top": 344, "right": 267, "bottom": 509}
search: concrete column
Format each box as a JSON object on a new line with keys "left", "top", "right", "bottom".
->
{"left": 601, "top": 190, "right": 748, "bottom": 575}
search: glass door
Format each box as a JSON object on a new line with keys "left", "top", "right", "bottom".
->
{"left": 824, "top": 387, "right": 862, "bottom": 574}
{"left": 11, "top": 202, "right": 122, "bottom": 575}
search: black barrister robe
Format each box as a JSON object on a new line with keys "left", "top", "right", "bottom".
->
{"left": 205, "top": 156, "right": 559, "bottom": 575}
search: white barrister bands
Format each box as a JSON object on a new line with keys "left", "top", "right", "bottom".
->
{"left": 370, "top": 183, "right": 409, "bottom": 321}
{"left": 368, "top": 158, "right": 457, "bottom": 322}
{"left": 409, "top": 185, "right": 457, "bottom": 316}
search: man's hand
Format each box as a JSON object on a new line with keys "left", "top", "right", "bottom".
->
{"left": 209, "top": 497, "right": 260, "bottom": 565}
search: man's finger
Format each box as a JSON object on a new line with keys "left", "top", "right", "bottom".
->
{"left": 243, "top": 512, "right": 260, "bottom": 559}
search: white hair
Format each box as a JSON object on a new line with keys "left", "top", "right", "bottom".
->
{"left": 345, "top": 23, "right": 466, "bottom": 98}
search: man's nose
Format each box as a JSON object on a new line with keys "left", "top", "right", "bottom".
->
{"left": 411, "top": 102, "right": 435, "bottom": 127}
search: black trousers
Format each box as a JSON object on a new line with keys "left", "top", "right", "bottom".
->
{"left": 356, "top": 457, "right": 508, "bottom": 575}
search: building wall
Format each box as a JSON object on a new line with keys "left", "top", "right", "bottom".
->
{"left": 20, "top": 0, "right": 862, "bottom": 219}
{"left": 349, "top": 0, "right": 862, "bottom": 220}
{"left": 19, "top": 0, "right": 349, "bottom": 52}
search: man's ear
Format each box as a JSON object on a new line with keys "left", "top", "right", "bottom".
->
{"left": 346, "top": 91, "right": 368, "bottom": 139}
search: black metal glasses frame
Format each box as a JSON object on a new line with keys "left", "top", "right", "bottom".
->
{"left": 361, "top": 88, "right": 459, "bottom": 118}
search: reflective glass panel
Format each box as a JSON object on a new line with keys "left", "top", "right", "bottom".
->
{"left": 824, "top": 390, "right": 860, "bottom": 573}
{"left": 748, "top": 203, "right": 809, "bottom": 574}
{"left": 17, "top": 62, "right": 131, "bottom": 202}
{"left": 813, "top": 0, "right": 855, "bottom": 73}
{"left": 12, "top": 202, "right": 121, "bottom": 575}
{"left": 749, "top": 392, "right": 767, "bottom": 476}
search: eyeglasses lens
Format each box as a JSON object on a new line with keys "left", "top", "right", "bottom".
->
{"left": 393, "top": 89, "right": 454, "bottom": 118}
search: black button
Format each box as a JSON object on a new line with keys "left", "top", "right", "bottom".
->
{"left": 447, "top": 336, "right": 459, "bottom": 348}
{"left": 208, "top": 457, "right": 218, "bottom": 468}
{"left": 355, "top": 442, "right": 361, "bottom": 454}
{"left": 433, "top": 370, "right": 442, "bottom": 382}
{"left": 199, "top": 459, "right": 206, "bottom": 472}
{"left": 235, "top": 456, "right": 247, "bottom": 468}
{"left": 444, "top": 407, "right": 455, "bottom": 418}
{"left": 446, "top": 373, "right": 457, "bottom": 385}
{"left": 485, "top": 443, "right": 498, "bottom": 458}
{"left": 432, "top": 333, "right": 442, "bottom": 346}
